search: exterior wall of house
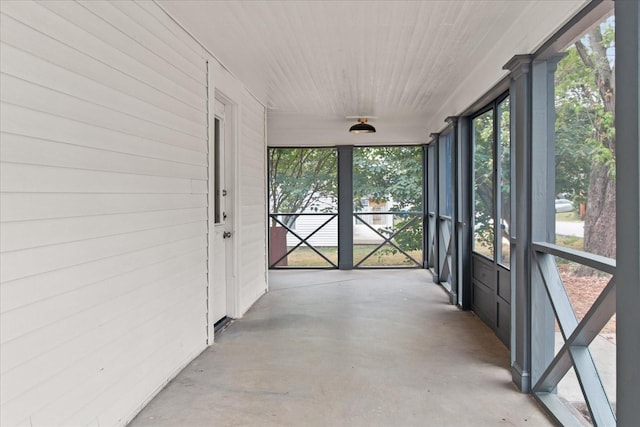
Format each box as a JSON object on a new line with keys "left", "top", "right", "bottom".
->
{"left": 0, "top": 1, "right": 267, "bottom": 426}
{"left": 237, "top": 90, "right": 268, "bottom": 313}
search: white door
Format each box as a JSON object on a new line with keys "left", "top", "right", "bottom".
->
{"left": 211, "top": 99, "right": 232, "bottom": 326}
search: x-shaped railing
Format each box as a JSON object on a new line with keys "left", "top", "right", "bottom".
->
{"left": 427, "top": 212, "right": 437, "bottom": 269}
{"left": 353, "top": 212, "right": 422, "bottom": 268}
{"left": 268, "top": 213, "right": 338, "bottom": 268}
{"left": 532, "top": 242, "right": 616, "bottom": 426}
{"left": 438, "top": 215, "right": 452, "bottom": 282}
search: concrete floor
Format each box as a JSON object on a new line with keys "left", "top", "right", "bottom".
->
{"left": 130, "top": 270, "right": 553, "bottom": 426}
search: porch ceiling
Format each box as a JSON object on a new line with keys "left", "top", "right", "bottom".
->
{"left": 159, "top": 0, "right": 588, "bottom": 145}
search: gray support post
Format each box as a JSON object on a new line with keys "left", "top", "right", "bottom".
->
{"left": 458, "top": 117, "right": 472, "bottom": 310}
{"left": 615, "top": 2, "right": 639, "bottom": 425}
{"left": 422, "top": 144, "right": 429, "bottom": 269}
{"left": 447, "top": 117, "right": 459, "bottom": 305}
{"left": 429, "top": 133, "right": 440, "bottom": 282}
{"left": 504, "top": 55, "right": 533, "bottom": 392}
{"left": 338, "top": 146, "right": 353, "bottom": 269}
{"left": 529, "top": 56, "right": 563, "bottom": 387}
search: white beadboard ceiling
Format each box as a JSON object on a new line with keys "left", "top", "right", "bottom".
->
{"left": 159, "top": 0, "right": 588, "bottom": 145}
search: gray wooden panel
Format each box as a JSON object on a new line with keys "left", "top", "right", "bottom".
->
{"left": 472, "top": 255, "right": 496, "bottom": 289}
{"left": 497, "top": 266, "right": 511, "bottom": 303}
{"left": 472, "top": 280, "right": 496, "bottom": 328}
{"left": 496, "top": 299, "right": 511, "bottom": 347}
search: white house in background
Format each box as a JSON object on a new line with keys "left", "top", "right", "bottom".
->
{"left": 284, "top": 198, "right": 395, "bottom": 247}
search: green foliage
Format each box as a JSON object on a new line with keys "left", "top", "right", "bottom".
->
{"left": 269, "top": 145, "right": 425, "bottom": 254}
{"left": 354, "top": 146, "right": 424, "bottom": 254}
{"left": 353, "top": 146, "right": 423, "bottom": 211}
{"left": 269, "top": 148, "right": 337, "bottom": 226}
{"left": 470, "top": 97, "right": 511, "bottom": 260}
{"left": 473, "top": 110, "right": 495, "bottom": 252}
{"left": 554, "top": 19, "right": 616, "bottom": 205}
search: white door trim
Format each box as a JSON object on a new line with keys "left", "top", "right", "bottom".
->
{"left": 206, "top": 63, "right": 240, "bottom": 345}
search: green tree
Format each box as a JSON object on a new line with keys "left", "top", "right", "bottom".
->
{"left": 268, "top": 148, "right": 337, "bottom": 227}
{"left": 353, "top": 146, "right": 423, "bottom": 256}
{"left": 353, "top": 146, "right": 423, "bottom": 211}
{"left": 555, "top": 20, "right": 616, "bottom": 261}
{"left": 471, "top": 98, "right": 510, "bottom": 262}
{"left": 473, "top": 110, "right": 495, "bottom": 254}
{"left": 268, "top": 146, "right": 425, "bottom": 260}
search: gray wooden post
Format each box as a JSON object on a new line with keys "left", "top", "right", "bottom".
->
{"left": 422, "top": 144, "right": 429, "bottom": 269}
{"left": 529, "top": 56, "right": 564, "bottom": 387}
{"left": 615, "top": 2, "right": 639, "bottom": 424}
{"left": 504, "top": 55, "right": 533, "bottom": 392}
{"left": 447, "top": 117, "right": 459, "bottom": 306}
{"left": 458, "top": 117, "right": 472, "bottom": 310}
{"left": 337, "top": 146, "right": 353, "bottom": 269}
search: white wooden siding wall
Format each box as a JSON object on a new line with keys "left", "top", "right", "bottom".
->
{"left": 0, "top": 1, "right": 213, "bottom": 426}
{"left": 238, "top": 92, "right": 267, "bottom": 314}
{"left": 286, "top": 217, "right": 338, "bottom": 247}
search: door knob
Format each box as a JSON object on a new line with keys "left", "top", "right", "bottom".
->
{"left": 223, "top": 231, "right": 232, "bottom": 239}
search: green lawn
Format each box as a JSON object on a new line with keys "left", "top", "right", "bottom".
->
{"left": 282, "top": 245, "right": 422, "bottom": 267}
{"left": 556, "top": 211, "right": 581, "bottom": 222}
{"left": 556, "top": 235, "right": 584, "bottom": 250}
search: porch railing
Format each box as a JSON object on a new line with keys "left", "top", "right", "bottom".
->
{"left": 268, "top": 213, "right": 338, "bottom": 269}
{"left": 532, "top": 242, "right": 616, "bottom": 426}
{"left": 353, "top": 212, "right": 422, "bottom": 268}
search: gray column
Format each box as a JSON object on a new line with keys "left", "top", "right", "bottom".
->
{"left": 458, "top": 117, "right": 472, "bottom": 310}
{"left": 615, "top": 2, "right": 639, "bottom": 425}
{"left": 503, "top": 55, "right": 532, "bottom": 392}
{"left": 422, "top": 144, "right": 429, "bottom": 269}
{"left": 447, "top": 117, "right": 459, "bottom": 306}
{"left": 529, "top": 56, "right": 563, "bottom": 387}
{"left": 337, "top": 146, "right": 353, "bottom": 269}
{"left": 428, "top": 133, "right": 440, "bottom": 281}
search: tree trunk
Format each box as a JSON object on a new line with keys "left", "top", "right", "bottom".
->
{"left": 574, "top": 28, "right": 616, "bottom": 275}
{"left": 577, "top": 161, "right": 616, "bottom": 275}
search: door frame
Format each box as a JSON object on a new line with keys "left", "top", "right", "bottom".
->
{"left": 207, "top": 63, "right": 240, "bottom": 344}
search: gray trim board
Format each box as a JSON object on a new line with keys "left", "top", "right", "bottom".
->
{"left": 615, "top": 1, "right": 640, "bottom": 424}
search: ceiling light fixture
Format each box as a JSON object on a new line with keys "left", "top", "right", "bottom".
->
{"left": 349, "top": 118, "right": 376, "bottom": 134}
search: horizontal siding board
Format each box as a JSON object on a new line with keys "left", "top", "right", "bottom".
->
{"left": 0, "top": 74, "right": 206, "bottom": 150}
{"left": 114, "top": 1, "right": 206, "bottom": 70}
{"left": 1, "top": 207, "right": 207, "bottom": 252}
{"left": 58, "top": 298, "right": 205, "bottom": 427}
{"left": 0, "top": 221, "right": 207, "bottom": 283}
{"left": 286, "top": 217, "right": 338, "bottom": 247}
{"left": 41, "top": 0, "right": 206, "bottom": 95}
{"left": 0, "top": 193, "right": 207, "bottom": 222}
{"left": 190, "top": 179, "right": 208, "bottom": 194}
{"left": 237, "top": 93, "right": 266, "bottom": 316}
{"left": 1, "top": 43, "right": 206, "bottom": 132}
{"left": 77, "top": 0, "right": 205, "bottom": 84}
{"left": 1, "top": 268, "right": 206, "bottom": 425}
{"left": 62, "top": 303, "right": 205, "bottom": 427}
{"left": 1, "top": 1, "right": 211, "bottom": 425}
{"left": 0, "top": 15, "right": 205, "bottom": 121}
{"left": 0, "top": 235, "right": 206, "bottom": 314}
{"left": 97, "top": 334, "right": 204, "bottom": 427}
{"left": 0, "top": 104, "right": 207, "bottom": 165}
{"left": 0, "top": 163, "right": 201, "bottom": 194}
{"left": 0, "top": 255, "right": 206, "bottom": 379}
{"left": 0, "top": 1, "right": 205, "bottom": 110}
{"left": 1, "top": 254, "right": 206, "bottom": 401}
{"left": 0, "top": 133, "right": 207, "bottom": 180}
